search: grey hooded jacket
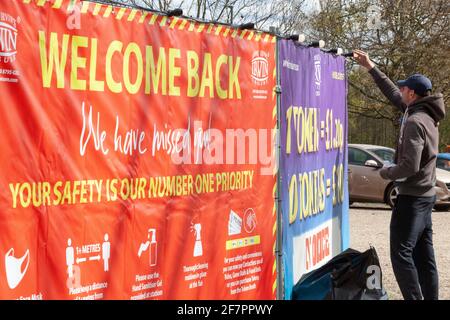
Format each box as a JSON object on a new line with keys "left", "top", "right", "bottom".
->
{"left": 369, "top": 66, "right": 446, "bottom": 197}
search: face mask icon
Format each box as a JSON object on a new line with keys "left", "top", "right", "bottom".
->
{"left": 4, "top": 248, "right": 30, "bottom": 289}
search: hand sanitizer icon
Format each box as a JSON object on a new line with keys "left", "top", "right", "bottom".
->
{"left": 192, "top": 223, "right": 203, "bottom": 257}
{"left": 137, "top": 228, "right": 158, "bottom": 267}
{"left": 148, "top": 229, "right": 157, "bottom": 267}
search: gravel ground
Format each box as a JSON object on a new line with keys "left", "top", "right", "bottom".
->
{"left": 350, "top": 202, "right": 450, "bottom": 300}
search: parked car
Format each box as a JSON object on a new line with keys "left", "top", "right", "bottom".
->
{"left": 437, "top": 153, "right": 450, "bottom": 171}
{"left": 349, "top": 144, "right": 450, "bottom": 211}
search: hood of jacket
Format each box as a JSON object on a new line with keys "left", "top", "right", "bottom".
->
{"left": 409, "top": 93, "right": 446, "bottom": 123}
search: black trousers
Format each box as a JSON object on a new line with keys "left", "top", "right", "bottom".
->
{"left": 390, "top": 194, "right": 439, "bottom": 300}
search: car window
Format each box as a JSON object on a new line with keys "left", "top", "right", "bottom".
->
{"left": 349, "top": 148, "right": 375, "bottom": 166}
{"left": 370, "top": 149, "right": 395, "bottom": 164}
{"left": 437, "top": 158, "right": 450, "bottom": 171}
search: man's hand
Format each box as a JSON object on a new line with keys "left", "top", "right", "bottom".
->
{"left": 353, "top": 49, "right": 376, "bottom": 70}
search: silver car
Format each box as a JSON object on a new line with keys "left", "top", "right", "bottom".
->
{"left": 349, "top": 144, "right": 450, "bottom": 211}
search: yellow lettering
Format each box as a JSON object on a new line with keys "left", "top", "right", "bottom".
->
{"left": 289, "top": 175, "right": 298, "bottom": 224}
{"left": 286, "top": 106, "right": 292, "bottom": 154}
{"left": 199, "top": 53, "right": 213, "bottom": 98}
{"left": 39, "top": 31, "right": 69, "bottom": 88}
{"left": 9, "top": 183, "right": 20, "bottom": 209}
{"left": 89, "top": 38, "right": 104, "bottom": 91}
{"left": 106, "top": 40, "right": 123, "bottom": 93}
{"left": 229, "top": 56, "right": 241, "bottom": 99}
{"left": 70, "top": 36, "right": 88, "bottom": 90}
{"left": 53, "top": 181, "right": 62, "bottom": 205}
{"left": 215, "top": 54, "right": 228, "bottom": 99}
{"left": 168, "top": 48, "right": 181, "bottom": 96}
{"left": 145, "top": 46, "right": 167, "bottom": 95}
{"left": 123, "top": 42, "right": 143, "bottom": 94}
{"left": 187, "top": 50, "right": 199, "bottom": 97}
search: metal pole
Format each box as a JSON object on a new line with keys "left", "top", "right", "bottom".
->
{"left": 275, "top": 36, "right": 284, "bottom": 301}
{"left": 222, "top": 5, "right": 234, "bottom": 24}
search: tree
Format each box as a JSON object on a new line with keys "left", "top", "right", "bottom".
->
{"left": 295, "top": 0, "right": 450, "bottom": 149}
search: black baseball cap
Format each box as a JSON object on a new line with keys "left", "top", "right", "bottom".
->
{"left": 397, "top": 74, "right": 432, "bottom": 96}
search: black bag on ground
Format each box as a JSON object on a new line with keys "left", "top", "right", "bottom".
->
{"left": 292, "top": 247, "right": 388, "bottom": 300}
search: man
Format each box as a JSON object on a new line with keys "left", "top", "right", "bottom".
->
{"left": 66, "top": 238, "right": 74, "bottom": 279}
{"left": 353, "top": 49, "right": 445, "bottom": 300}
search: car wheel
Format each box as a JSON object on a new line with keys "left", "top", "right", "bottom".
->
{"left": 434, "top": 204, "right": 450, "bottom": 212}
{"left": 386, "top": 184, "right": 399, "bottom": 208}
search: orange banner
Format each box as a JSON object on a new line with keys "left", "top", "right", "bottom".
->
{"left": 0, "top": 0, "right": 276, "bottom": 299}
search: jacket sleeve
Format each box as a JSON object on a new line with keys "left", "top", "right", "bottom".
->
{"left": 368, "top": 67, "right": 407, "bottom": 112}
{"left": 382, "top": 120, "right": 425, "bottom": 180}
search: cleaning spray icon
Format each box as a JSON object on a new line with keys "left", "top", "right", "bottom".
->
{"left": 191, "top": 223, "right": 203, "bottom": 257}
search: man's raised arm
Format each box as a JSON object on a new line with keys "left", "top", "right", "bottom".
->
{"left": 353, "top": 49, "right": 406, "bottom": 112}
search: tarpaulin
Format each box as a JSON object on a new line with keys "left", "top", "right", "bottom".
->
{"left": 0, "top": 0, "right": 276, "bottom": 299}
{"left": 278, "top": 40, "right": 349, "bottom": 299}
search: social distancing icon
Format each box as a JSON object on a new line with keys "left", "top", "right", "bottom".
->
{"left": 65, "top": 234, "right": 111, "bottom": 282}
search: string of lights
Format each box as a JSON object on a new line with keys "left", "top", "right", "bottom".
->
{"left": 84, "top": 0, "right": 354, "bottom": 58}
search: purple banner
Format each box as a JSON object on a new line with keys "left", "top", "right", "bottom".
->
{"left": 279, "top": 40, "right": 349, "bottom": 298}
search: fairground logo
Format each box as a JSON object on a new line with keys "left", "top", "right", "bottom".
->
{"left": 0, "top": 11, "right": 19, "bottom": 64}
{"left": 251, "top": 51, "right": 269, "bottom": 86}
